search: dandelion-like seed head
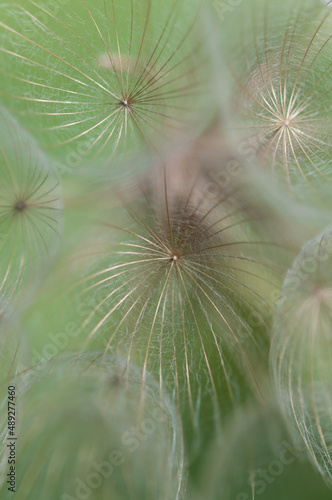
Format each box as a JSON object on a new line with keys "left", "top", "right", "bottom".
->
{"left": 30, "top": 146, "right": 288, "bottom": 457}
{"left": 0, "top": 351, "right": 186, "bottom": 500}
{"left": 0, "top": 108, "right": 62, "bottom": 310}
{"left": 272, "top": 225, "right": 332, "bottom": 486}
{"left": 0, "top": 0, "right": 213, "bottom": 166}
{"left": 228, "top": 1, "right": 332, "bottom": 190}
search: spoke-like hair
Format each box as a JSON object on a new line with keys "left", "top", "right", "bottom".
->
{"left": 23, "top": 152, "right": 291, "bottom": 456}
{"left": 0, "top": 108, "right": 62, "bottom": 314}
{"left": 271, "top": 225, "right": 332, "bottom": 486}
{"left": 225, "top": 0, "right": 332, "bottom": 192}
{"left": 0, "top": 0, "right": 211, "bottom": 167}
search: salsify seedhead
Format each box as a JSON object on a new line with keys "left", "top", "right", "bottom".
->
{"left": 271, "top": 224, "right": 332, "bottom": 486}
{"left": 22, "top": 148, "right": 290, "bottom": 458}
{"left": 0, "top": 0, "right": 214, "bottom": 171}
{"left": 221, "top": 0, "right": 332, "bottom": 194}
{"left": 0, "top": 351, "right": 186, "bottom": 500}
{"left": 196, "top": 402, "right": 332, "bottom": 500}
{"left": 0, "top": 108, "right": 62, "bottom": 314}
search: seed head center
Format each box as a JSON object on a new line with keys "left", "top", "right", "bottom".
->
{"left": 14, "top": 200, "right": 27, "bottom": 212}
{"left": 120, "top": 98, "right": 130, "bottom": 109}
{"left": 170, "top": 254, "right": 179, "bottom": 263}
{"left": 281, "top": 116, "right": 293, "bottom": 129}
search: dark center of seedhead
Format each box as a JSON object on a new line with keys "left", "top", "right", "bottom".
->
{"left": 280, "top": 116, "right": 295, "bottom": 129}
{"left": 119, "top": 98, "right": 131, "bottom": 109}
{"left": 14, "top": 200, "right": 27, "bottom": 213}
{"left": 170, "top": 253, "right": 180, "bottom": 264}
